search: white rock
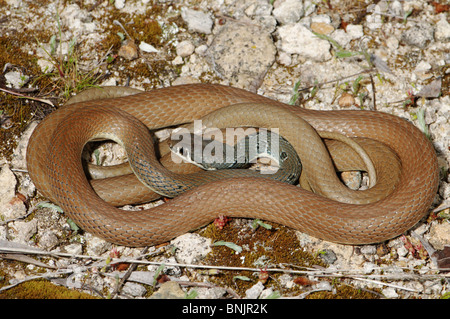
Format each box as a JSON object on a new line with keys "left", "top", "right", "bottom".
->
{"left": 366, "top": 7, "right": 383, "bottom": 31}
{"left": 312, "top": 280, "right": 332, "bottom": 291}
{"left": 38, "top": 231, "right": 59, "bottom": 250}
{"left": 181, "top": 8, "right": 213, "bottom": 34}
{"left": 346, "top": 24, "right": 364, "bottom": 39}
{"left": 397, "top": 245, "right": 409, "bottom": 257}
{"left": 0, "top": 166, "right": 16, "bottom": 207}
{"left": 176, "top": 40, "right": 195, "bottom": 57}
{"left": 427, "top": 222, "right": 450, "bottom": 250}
{"left": 4, "top": 71, "right": 29, "bottom": 89}
{"left": 272, "top": 0, "right": 304, "bottom": 25}
{"left": 11, "top": 121, "right": 37, "bottom": 170}
{"left": 245, "top": 281, "right": 265, "bottom": 299}
{"left": 139, "top": 41, "right": 158, "bottom": 53}
{"left": 122, "top": 282, "right": 147, "bottom": 297}
{"left": 277, "top": 23, "right": 331, "bottom": 61}
{"left": 303, "top": 0, "right": 316, "bottom": 16}
{"left": 37, "top": 59, "right": 54, "bottom": 73}
{"left": 382, "top": 287, "right": 398, "bottom": 298}
{"left": 311, "top": 14, "right": 331, "bottom": 24}
{"left": 207, "top": 22, "right": 276, "bottom": 87}
{"left": 195, "top": 287, "right": 227, "bottom": 299}
{"left": 115, "top": 0, "right": 125, "bottom": 10}
{"left": 386, "top": 36, "right": 399, "bottom": 50}
{"left": 331, "top": 29, "right": 352, "bottom": 48}
{"left": 60, "top": 4, "right": 96, "bottom": 35}
{"left": 171, "top": 233, "right": 212, "bottom": 264}
{"left": 435, "top": 18, "right": 450, "bottom": 42}
{"left": 194, "top": 44, "right": 208, "bottom": 56}
{"left": 12, "top": 219, "right": 38, "bottom": 244}
{"left": 414, "top": 60, "right": 432, "bottom": 72}
{"left": 0, "top": 166, "right": 27, "bottom": 221}
{"left": 64, "top": 243, "right": 83, "bottom": 255}
{"left": 360, "top": 245, "right": 377, "bottom": 255}
{"left": 278, "top": 274, "right": 295, "bottom": 288}
{"left": 362, "top": 262, "right": 377, "bottom": 274}
{"left": 85, "top": 233, "right": 112, "bottom": 256}
{"left": 277, "top": 51, "right": 292, "bottom": 66}
{"left": 259, "top": 288, "right": 274, "bottom": 299}
{"left": 172, "top": 56, "right": 184, "bottom": 65}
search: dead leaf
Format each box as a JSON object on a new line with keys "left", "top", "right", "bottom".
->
{"left": 294, "top": 276, "right": 318, "bottom": 286}
{"left": 431, "top": 2, "right": 450, "bottom": 13}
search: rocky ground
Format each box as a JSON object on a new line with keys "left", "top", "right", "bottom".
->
{"left": 0, "top": 0, "right": 449, "bottom": 299}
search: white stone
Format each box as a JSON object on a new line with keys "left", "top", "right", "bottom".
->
{"left": 311, "top": 14, "right": 331, "bottom": 24}
{"left": 171, "top": 233, "right": 212, "bottom": 264}
{"left": 176, "top": 40, "right": 195, "bottom": 57}
{"left": 11, "top": 121, "right": 37, "bottom": 170}
{"left": 122, "top": 282, "right": 147, "bottom": 297}
{"left": 386, "top": 36, "right": 399, "bottom": 50}
{"left": 64, "top": 243, "right": 83, "bottom": 255}
{"left": 4, "top": 71, "right": 29, "bottom": 89}
{"left": 331, "top": 29, "right": 352, "bottom": 48}
{"left": 346, "top": 24, "right": 364, "bottom": 39}
{"left": 435, "top": 18, "right": 450, "bottom": 42}
{"left": 194, "top": 44, "right": 208, "bottom": 56}
{"left": 245, "top": 281, "right": 265, "bottom": 299}
{"left": 85, "top": 233, "right": 112, "bottom": 256}
{"left": 12, "top": 219, "right": 38, "bottom": 244}
{"left": 37, "top": 59, "right": 54, "bottom": 73}
{"left": 115, "top": 0, "right": 125, "bottom": 9}
{"left": 0, "top": 166, "right": 27, "bottom": 221}
{"left": 181, "top": 8, "right": 213, "bottom": 34}
{"left": 139, "top": 41, "right": 158, "bottom": 53}
{"left": 382, "top": 287, "right": 399, "bottom": 298}
{"left": 273, "top": 0, "right": 304, "bottom": 25}
{"left": 277, "top": 23, "right": 331, "bottom": 61}
{"left": 172, "top": 56, "right": 184, "bottom": 65}
{"left": 414, "top": 60, "right": 432, "bottom": 72}
{"left": 428, "top": 222, "right": 450, "bottom": 250}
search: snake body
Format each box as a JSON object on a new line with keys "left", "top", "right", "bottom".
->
{"left": 26, "top": 84, "right": 439, "bottom": 246}
{"left": 169, "top": 130, "right": 303, "bottom": 184}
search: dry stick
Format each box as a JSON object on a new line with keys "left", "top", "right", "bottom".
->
{"left": 0, "top": 269, "right": 74, "bottom": 293}
{"left": 0, "top": 87, "right": 54, "bottom": 106}
{"left": 1, "top": 243, "right": 447, "bottom": 295}
{"left": 110, "top": 246, "right": 149, "bottom": 299}
{"left": 369, "top": 74, "right": 377, "bottom": 110}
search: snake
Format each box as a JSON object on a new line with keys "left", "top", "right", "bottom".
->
{"left": 169, "top": 130, "right": 303, "bottom": 184}
{"left": 26, "top": 84, "right": 439, "bottom": 246}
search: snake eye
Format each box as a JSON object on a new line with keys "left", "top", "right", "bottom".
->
{"left": 280, "top": 152, "right": 288, "bottom": 161}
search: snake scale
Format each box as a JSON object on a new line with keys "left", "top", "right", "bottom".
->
{"left": 26, "top": 84, "right": 439, "bottom": 246}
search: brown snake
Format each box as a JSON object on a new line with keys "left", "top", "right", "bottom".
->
{"left": 26, "top": 84, "right": 439, "bottom": 246}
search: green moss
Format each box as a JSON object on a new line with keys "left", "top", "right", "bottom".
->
{"left": 199, "top": 221, "right": 328, "bottom": 296}
{"left": 306, "top": 282, "right": 381, "bottom": 299}
{"left": 199, "top": 221, "right": 381, "bottom": 298}
{"left": 0, "top": 279, "right": 99, "bottom": 299}
{"left": 0, "top": 30, "right": 55, "bottom": 160}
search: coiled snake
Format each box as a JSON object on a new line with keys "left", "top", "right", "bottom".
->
{"left": 26, "top": 84, "right": 439, "bottom": 246}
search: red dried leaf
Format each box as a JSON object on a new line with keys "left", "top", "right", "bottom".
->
{"left": 431, "top": 2, "right": 449, "bottom": 13}
{"left": 293, "top": 276, "right": 317, "bottom": 286}
{"left": 112, "top": 262, "right": 130, "bottom": 271}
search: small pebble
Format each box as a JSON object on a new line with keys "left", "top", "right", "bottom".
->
{"left": 176, "top": 40, "right": 195, "bottom": 57}
{"left": 118, "top": 39, "right": 138, "bottom": 60}
{"left": 338, "top": 92, "right": 356, "bottom": 108}
{"left": 318, "top": 249, "right": 337, "bottom": 264}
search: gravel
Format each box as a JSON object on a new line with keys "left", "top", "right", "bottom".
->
{"left": 0, "top": 0, "right": 448, "bottom": 300}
